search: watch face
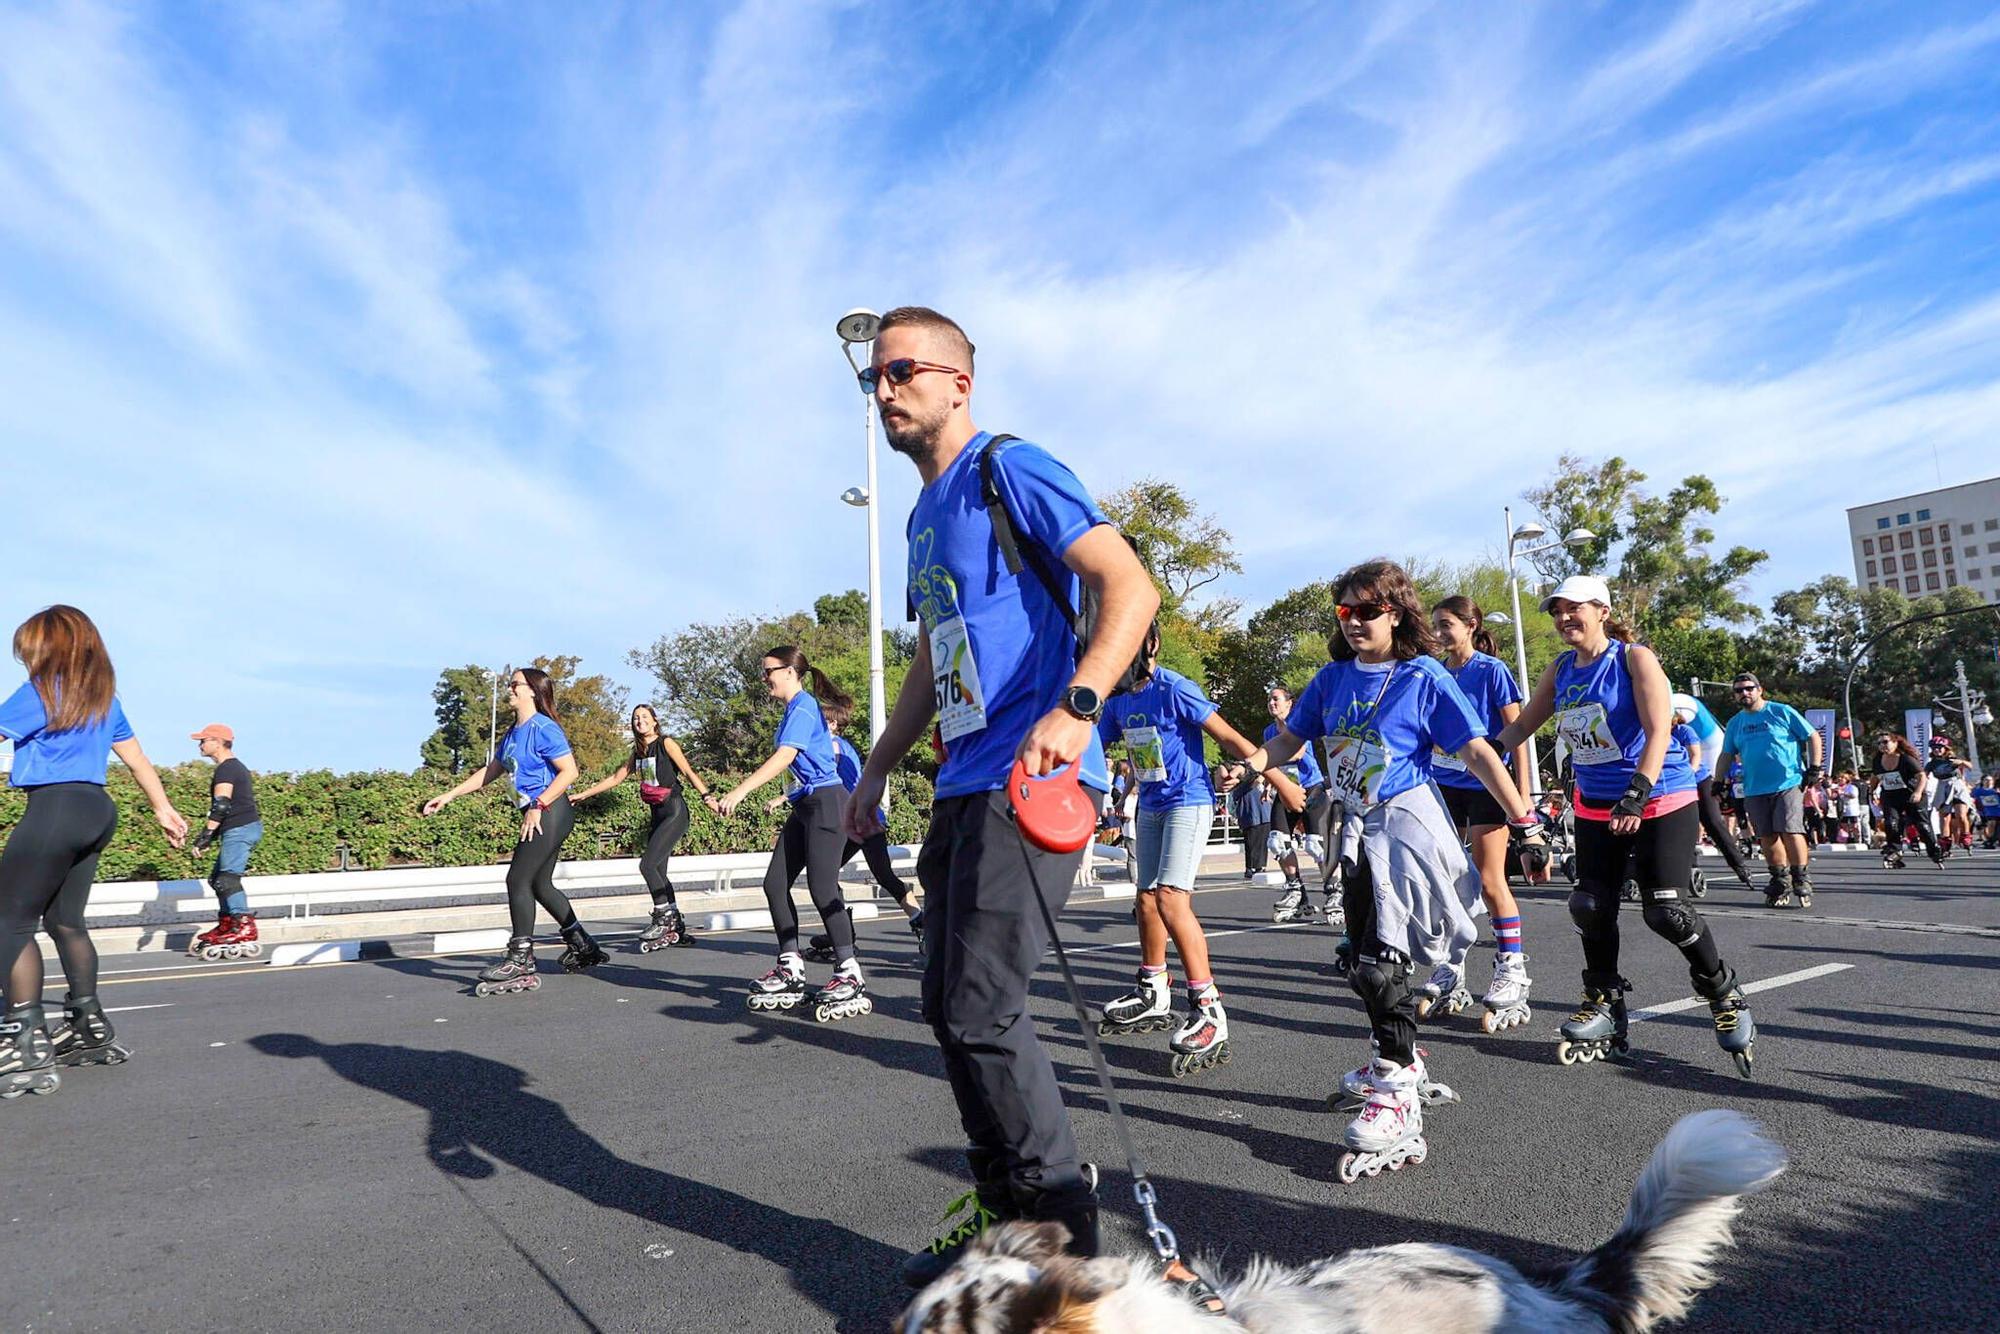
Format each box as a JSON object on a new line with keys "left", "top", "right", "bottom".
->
{"left": 1068, "top": 686, "right": 1101, "bottom": 717}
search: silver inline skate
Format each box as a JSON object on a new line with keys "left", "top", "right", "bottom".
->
{"left": 1414, "top": 961, "right": 1473, "bottom": 1021}
{"left": 1556, "top": 974, "right": 1632, "bottom": 1066}
{"left": 1479, "top": 952, "right": 1533, "bottom": 1033}
{"left": 1695, "top": 965, "right": 1757, "bottom": 1079}
{"left": 637, "top": 905, "right": 691, "bottom": 953}
{"left": 1098, "top": 969, "right": 1174, "bottom": 1036}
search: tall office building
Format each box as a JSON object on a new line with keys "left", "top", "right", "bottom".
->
{"left": 1848, "top": 477, "right": 2000, "bottom": 603}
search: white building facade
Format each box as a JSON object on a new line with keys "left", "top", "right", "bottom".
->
{"left": 1847, "top": 477, "right": 2000, "bottom": 603}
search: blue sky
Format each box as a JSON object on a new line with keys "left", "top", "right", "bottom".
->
{"left": 6, "top": 0, "right": 1999, "bottom": 772}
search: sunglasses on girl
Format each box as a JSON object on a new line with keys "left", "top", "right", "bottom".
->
{"left": 1335, "top": 602, "right": 1393, "bottom": 623}
{"left": 857, "top": 359, "right": 961, "bottom": 393}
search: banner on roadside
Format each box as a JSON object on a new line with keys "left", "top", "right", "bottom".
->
{"left": 1905, "top": 708, "right": 1934, "bottom": 752}
{"left": 1805, "top": 709, "right": 1836, "bottom": 771}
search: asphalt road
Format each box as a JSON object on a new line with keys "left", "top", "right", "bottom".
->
{"left": 5, "top": 850, "right": 1997, "bottom": 1333}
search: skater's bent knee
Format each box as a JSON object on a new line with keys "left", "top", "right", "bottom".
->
{"left": 1641, "top": 894, "right": 1702, "bottom": 944}
{"left": 1349, "top": 949, "right": 1408, "bottom": 1007}
{"left": 1567, "top": 888, "right": 1613, "bottom": 931}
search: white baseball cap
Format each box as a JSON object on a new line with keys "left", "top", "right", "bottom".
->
{"left": 1670, "top": 692, "right": 1698, "bottom": 724}
{"left": 1539, "top": 574, "right": 1612, "bottom": 613}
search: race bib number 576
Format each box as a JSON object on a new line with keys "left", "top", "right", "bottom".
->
{"left": 930, "top": 615, "right": 989, "bottom": 744}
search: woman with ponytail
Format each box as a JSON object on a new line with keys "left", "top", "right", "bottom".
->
{"left": 713, "top": 647, "right": 869, "bottom": 1021}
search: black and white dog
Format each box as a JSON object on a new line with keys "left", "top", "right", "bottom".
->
{"left": 898, "top": 1109, "right": 1784, "bottom": 1333}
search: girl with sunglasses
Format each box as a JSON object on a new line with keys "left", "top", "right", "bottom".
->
{"left": 570, "top": 703, "right": 714, "bottom": 952}
{"left": 1425, "top": 595, "right": 1534, "bottom": 1032}
{"left": 713, "top": 646, "right": 869, "bottom": 1022}
{"left": 1490, "top": 576, "right": 1756, "bottom": 1078}
{"left": 800, "top": 700, "right": 923, "bottom": 964}
{"left": 1872, "top": 733, "right": 1942, "bottom": 868}
{"left": 1230, "top": 560, "right": 1549, "bottom": 1182}
{"left": 425, "top": 667, "right": 606, "bottom": 993}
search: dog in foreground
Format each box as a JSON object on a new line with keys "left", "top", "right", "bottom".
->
{"left": 897, "top": 1109, "right": 1785, "bottom": 1333}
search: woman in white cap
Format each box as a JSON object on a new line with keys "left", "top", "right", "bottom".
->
{"left": 1668, "top": 693, "right": 1755, "bottom": 889}
{"left": 1491, "top": 575, "right": 1758, "bottom": 1078}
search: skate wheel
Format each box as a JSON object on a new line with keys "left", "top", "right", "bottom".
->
{"left": 814, "top": 1005, "right": 833, "bottom": 1023}
{"left": 1480, "top": 1010, "right": 1498, "bottom": 1034}
{"left": 1217, "top": 1044, "right": 1231, "bottom": 1066}
{"left": 1405, "top": 1140, "right": 1427, "bottom": 1168}
{"left": 243, "top": 943, "right": 262, "bottom": 958}
{"left": 1170, "top": 1053, "right": 1191, "bottom": 1078}
{"left": 1557, "top": 1041, "right": 1580, "bottom": 1066}
{"left": 1336, "top": 1152, "right": 1361, "bottom": 1185}
{"left": 1732, "top": 1050, "right": 1754, "bottom": 1080}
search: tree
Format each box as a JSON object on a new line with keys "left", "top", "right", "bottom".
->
{"left": 420, "top": 665, "right": 498, "bottom": 775}
{"left": 1100, "top": 478, "right": 1243, "bottom": 680}
{"left": 420, "top": 657, "right": 629, "bottom": 779}
{"left": 534, "top": 655, "right": 631, "bottom": 779}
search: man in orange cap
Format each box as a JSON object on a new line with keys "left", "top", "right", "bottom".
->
{"left": 189, "top": 724, "right": 263, "bottom": 958}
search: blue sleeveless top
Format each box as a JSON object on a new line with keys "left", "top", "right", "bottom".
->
{"left": 1551, "top": 641, "right": 1693, "bottom": 803}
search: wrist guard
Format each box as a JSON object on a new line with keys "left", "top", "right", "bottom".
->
{"left": 194, "top": 828, "right": 216, "bottom": 851}
{"left": 1510, "top": 822, "right": 1550, "bottom": 876}
{"left": 1803, "top": 765, "right": 1824, "bottom": 787}
{"left": 1611, "top": 772, "right": 1655, "bottom": 820}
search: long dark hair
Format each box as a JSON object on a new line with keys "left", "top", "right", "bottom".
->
{"left": 763, "top": 645, "right": 854, "bottom": 718}
{"left": 1876, "top": 732, "right": 1918, "bottom": 762}
{"left": 629, "top": 703, "right": 663, "bottom": 760}
{"left": 516, "top": 666, "right": 559, "bottom": 722}
{"left": 1329, "top": 559, "right": 1438, "bottom": 663}
{"left": 13, "top": 605, "right": 116, "bottom": 732}
{"left": 1431, "top": 595, "right": 1496, "bottom": 657}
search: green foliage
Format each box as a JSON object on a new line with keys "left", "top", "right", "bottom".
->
{"left": 1100, "top": 478, "right": 1242, "bottom": 683}
{"left": 420, "top": 656, "right": 629, "bottom": 778}
{"left": 420, "top": 664, "right": 496, "bottom": 774}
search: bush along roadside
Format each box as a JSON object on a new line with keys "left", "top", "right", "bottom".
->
{"left": 0, "top": 763, "right": 938, "bottom": 882}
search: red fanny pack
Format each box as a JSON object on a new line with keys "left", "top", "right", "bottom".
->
{"left": 640, "top": 783, "right": 671, "bottom": 806}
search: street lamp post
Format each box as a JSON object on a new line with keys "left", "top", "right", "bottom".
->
{"left": 836, "top": 309, "right": 887, "bottom": 750}
{"left": 488, "top": 666, "right": 503, "bottom": 767}
{"left": 1502, "top": 507, "right": 1596, "bottom": 795}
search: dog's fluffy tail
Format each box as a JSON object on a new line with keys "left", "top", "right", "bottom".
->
{"left": 1557, "top": 1109, "right": 1787, "bottom": 1333}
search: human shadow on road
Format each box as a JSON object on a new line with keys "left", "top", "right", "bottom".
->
{"left": 249, "top": 1033, "right": 905, "bottom": 1330}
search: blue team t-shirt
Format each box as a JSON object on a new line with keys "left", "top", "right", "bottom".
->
{"left": 1098, "top": 667, "right": 1217, "bottom": 812}
{"left": 1263, "top": 718, "right": 1325, "bottom": 788}
{"left": 1721, "top": 701, "right": 1816, "bottom": 797}
{"left": 1551, "top": 642, "right": 1694, "bottom": 803}
{"left": 1679, "top": 700, "right": 1724, "bottom": 780}
{"left": 0, "top": 682, "right": 135, "bottom": 788}
{"left": 1285, "top": 656, "right": 1484, "bottom": 807}
{"left": 1434, "top": 652, "right": 1522, "bottom": 791}
{"left": 833, "top": 735, "right": 862, "bottom": 791}
{"left": 775, "top": 691, "right": 841, "bottom": 800}
{"left": 498, "top": 713, "right": 572, "bottom": 804}
{"left": 1974, "top": 785, "right": 2000, "bottom": 817}
{"left": 906, "top": 433, "right": 1111, "bottom": 799}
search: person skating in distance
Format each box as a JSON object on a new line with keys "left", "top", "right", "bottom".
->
{"left": 571, "top": 704, "right": 714, "bottom": 952}
{"left": 186, "top": 723, "right": 265, "bottom": 961}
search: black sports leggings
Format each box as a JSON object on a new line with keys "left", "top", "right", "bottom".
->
{"left": 506, "top": 796, "right": 577, "bottom": 938}
{"left": 1, "top": 783, "right": 118, "bottom": 1010}
{"left": 1881, "top": 792, "right": 1939, "bottom": 858}
{"left": 763, "top": 786, "right": 855, "bottom": 961}
{"left": 1340, "top": 850, "right": 1418, "bottom": 1066}
{"left": 1694, "top": 777, "right": 1751, "bottom": 880}
{"left": 1570, "top": 802, "right": 1726, "bottom": 991}
{"left": 640, "top": 796, "right": 690, "bottom": 907}
{"left": 841, "top": 831, "right": 913, "bottom": 909}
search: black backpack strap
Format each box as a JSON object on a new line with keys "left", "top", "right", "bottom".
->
{"left": 979, "top": 435, "right": 1086, "bottom": 641}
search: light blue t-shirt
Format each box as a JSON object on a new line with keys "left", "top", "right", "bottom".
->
{"left": 1679, "top": 699, "right": 1724, "bottom": 780}
{"left": 1264, "top": 718, "right": 1325, "bottom": 788}
{"left": 775, "top": 692, "right": 841, "bottom": 800}
{"left": 1721, "top": 700, "right": 1816, "bottom": 797}
{"left": 1285, "top": 656, "right": 1485, "bottom": 807}
{"left": 498, "top": 713, "right": 572, "bottom": 803}
{"left": 0, "top": 682, "right": 134, "bottom": 788}
{"left": 906, "top": 433, "right": 1111, "bottom": 800}
{"left": 1098, "top": 667, "right": 1217, "bottom": 812}
{"left": 1435, "top": 653, "right": 1522, "bottom": 791}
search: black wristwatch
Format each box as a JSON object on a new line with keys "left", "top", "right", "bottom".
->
{"left": 1062, "top": 684, "right": 1103, "bottom": 722}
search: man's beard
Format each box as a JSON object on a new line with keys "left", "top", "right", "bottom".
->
{"left": 882, "top": 405, "right": 946, "bottom": 462}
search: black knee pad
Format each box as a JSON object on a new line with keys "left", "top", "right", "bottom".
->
{"left": 209, "top": 871, "right": 244, "bottom": 896}
{"left": 1567, "top": 887, "right": 1614, "bottom": 935}
{"left": 1641, "top": 890, "right": 1702, "bottom": 947}
{"left": 1348, "top": 948, "right": 1410, "bottom": 1010}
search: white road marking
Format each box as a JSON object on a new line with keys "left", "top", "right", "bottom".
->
{"left": 104, "top": 1003, "right": 174, "bottom": 1015}
{"left": 1628, "top": 962, "right": 1854, "bottom": 1024}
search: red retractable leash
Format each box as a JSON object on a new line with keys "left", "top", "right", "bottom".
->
{"left": 1005, "top": 757, "right": 1228, "bottom": 1316}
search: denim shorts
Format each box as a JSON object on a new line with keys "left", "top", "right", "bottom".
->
{"left": 1135, "top": 802, "right": 1214, "bottom": 891}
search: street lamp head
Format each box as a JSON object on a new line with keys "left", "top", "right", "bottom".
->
{"left": 1564, "top": 527, "right": 1596, "bottom": 545}
{"left": 836, "top": 308, "right": 881, "bottom": 344}
{"left": 840, "top": 486, "right": 870, "bottom": 508}
{"left": 1510, "top": 521, "right": 1547, "bottom": 544}
{"left": 1484, "top": 611, "right": 1511, "bottom": 626}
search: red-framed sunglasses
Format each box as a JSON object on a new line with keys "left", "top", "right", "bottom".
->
{"left": 1335, "top": 602, "right": 1394, "bottom": 623}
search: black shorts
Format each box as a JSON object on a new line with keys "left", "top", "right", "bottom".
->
{"left": 1439, "top": 782, "right": 1507, "bottom": 829}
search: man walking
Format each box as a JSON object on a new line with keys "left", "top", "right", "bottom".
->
{"left": 1715, "top": 674, "right": 1823, "bottom": 909}
{"left": 841, "top": 307, "right": 1157, "bottom": 1287}
{"left": 191, "top": 724, "right": 263, "bottom": 953}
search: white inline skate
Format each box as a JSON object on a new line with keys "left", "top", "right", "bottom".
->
{"left": 1337, "top": 1057, "right": 1431, "bottom": 1183}
{"left": 747, "top": 955, "right": 807, "bottom": 1013}
{"left": 1414, "top": 961, "right": 1473, "bottom": 1021}
{"left": 1272, "top": 881, "right": 1315, "bottom": 924}
{"left": 812, "top": 965, "right": 873, "bottom": 1023}
{"left": 1479, "top": 951, "right": 1533, "bottom": 1033}
{"left": 1097, "top": 969, "right": 1174, "bottom": 1036}
{"left": 1330, "top": 1044, "right": 1459, "bottom": 1109}
{"left": 1168, "top": 984, "right": 1230, "bottom": 1078}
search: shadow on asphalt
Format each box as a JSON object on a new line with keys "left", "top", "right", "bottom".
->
{"left": 1759, "top": 940, "right": 2000, "bottom": 971}
{"left": 247, "top": 1033, "right": 906, "bottom": 1331}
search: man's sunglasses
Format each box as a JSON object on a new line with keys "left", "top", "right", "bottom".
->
{"left": 1732, "top": 685, "right": 1758, "bottom": 694}
{"left": 857, "top": 359, "right": 961, "bottom": 393}
{"left": 1335, "top": 602, "right": 1393, "bottom": 623}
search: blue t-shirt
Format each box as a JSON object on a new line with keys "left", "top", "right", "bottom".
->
{"left": 1721, "top": 701, "right": 1816, "bottom": 797}
{"left": 1285, "top": 656, "right": 1484, "bottom": 807}
{"left": 833, "top": 735, "right": 862, "bottom": 792}
{"left": 1263, "top": 718, "right": 1325, "bottom": 788}
{"left": 775, "top": 692, "right": 841, "bottom": 800}
{"left": 498, "top": 714, "right": 571, "bottom": 803}
{"left": 1098, "top": 667, "right": 1217, "bottom": 812}
{"left": 906, "top": 433, "right": 1111, "bottom": 799}
{"left": 1551, "top": 642, "right": 1694, "bottom": 803}
{"left": 1974, "top": 785, "right": 2000, "bottom": 817}
{"left": 1434, "top": 653, "right": 1522, "bottom": 791}
{"left": 1678, "top": 700, "right": 1724, "bottom": 780}
{"left": 0, "top": 682, "right": 134, "bottom": 788}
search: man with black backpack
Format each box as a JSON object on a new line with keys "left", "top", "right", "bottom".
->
{"left": 842, "top": 306, "right": 1158, "bottom": 1289}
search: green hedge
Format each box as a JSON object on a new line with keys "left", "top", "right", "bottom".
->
{"left": 0, "top": 764, "right": 937, "bottom": 882}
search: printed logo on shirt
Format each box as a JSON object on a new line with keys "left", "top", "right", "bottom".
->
{"left": 1119, "top": 713, "right": 1168, "bottom": 783}
{"left": 910, "top": 526, "right": 989, "bottom": 743}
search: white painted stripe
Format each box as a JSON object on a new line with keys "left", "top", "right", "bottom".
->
{"left": 1629, "top": 962, "right": 1853, "bottom": 1024}
{"left": 104, "top": 1003, "right": 174, "bottom": 1014}
{"left": 270, "top": 941, "right": 360, "bottom": 968}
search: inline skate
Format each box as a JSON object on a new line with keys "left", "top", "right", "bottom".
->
{"left": 0, "top": 1005, "right": 60, "bottom": 1099}
{"left": 1331, "top": 935, "right": 1354, "bottom": 979}
{"left": 474, "top": 937, "right": 540, "bottom": 996}
{"left": 1689, "top": 868, "right": 1709, "bottom": 900}
{"left": 557, "top": 923, "right": 608, "bottom": 973}
{"left": 747, "top": 956, "right": 806, "bottom": 1013}
{"left": 813, "top": 966, "right": 873, "bottom": 1023}
{"left": 188, "top": 913, "right": 231, "bottom": 959}
{"left": 1414, "top": 961, "right": 1473, "bottom": 1021}
{"left": 1272, "top": 881, "right": 1314, "bottom": 924}
{"left": 1330, "top": 1044, "right": 1458, "bottom": 1109}
{"left": 1479, "top": 951, "right": 1532, "bottom": 1033}
{"left": 1621, "top": 878, "right": 1641, "bottom": 903}
{"left": 1694, "top": 965, "right": 1757, "bottom": 1079}
{"left": 1764, "top": 867, "right": 1798, "bottom": 910}
{"left": 637, "top": 905, "right": 692, "bottom": 952}
{"left": 1556, "top": 974, "right": 1632, "bottom": 1066}
{"left": 1168, "top": 983, "right": 1230, "bottom": 1078}
{"left": 1336, "top": 1057, "right": 1429, "bottom": 1183}
{"left": 1097, "top": 969, "right": 1174, "bottom": 1036}
{"left": 1882, "top": 843, "right": 1906, "bottom": 870}
{"left": 48, "top": 995, "right": 130, "bottom": 1068}
{"left": 189, "top": 913, "right": 261, "bottom": 962}
{"left": 1790, "top": 869, "right": 1814, "bottom": 909}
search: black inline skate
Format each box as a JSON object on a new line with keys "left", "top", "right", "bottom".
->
{"left": 1694, "top": 964, "right": 1757, "bottom": 1079}
{"left": 48, "top": 995, "right": 130, "bottom": 1068}
{"left": 1556, "top": 973, "right": 1633, "bottom": 1066}
{"left": 637, "top": 905, "right": 691, "bottom": 953}
{"left": 813, "top": 967, "right": 873, "bottom": 1023}
{"left": 558, "top": 923, "right": 608, "bottom": 973}
{"left": 474, "top": 937, "right": 540, "bottom": 996}
{"left": 0, "top": 1005, "right": 61, "bottom": 1099}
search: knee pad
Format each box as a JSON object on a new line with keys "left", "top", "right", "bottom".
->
{"left": 209, "top": 871, "right": 243, "bottom": 896}
{"left": 1567, "top": 888, "right": 1614, "bottom": 936}
{"left": 1641, "top": 891, "right": 1703, "bottom": 948}
{"left": 1348, "top": 948, "right": 1410, "bottom": 1010}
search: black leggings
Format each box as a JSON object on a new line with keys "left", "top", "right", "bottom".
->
{"left": 763, "top": 787, "right": 855, "bottom": 960}
{"left": 1570, "top": 802, "right": 1728, "bottom": 993}
{"left": 1241, "top": 820, "right": 1269, "bottom": 873}
{"left": 1, "top": 783, "right": 118, "bottom": 1010}
{"left": 506, "top": 796, "right": 577, "bottom": 938}
{"left": 640, "top": 796, "right": 690, "bottom": 907}
{"left": 1340, "top": 851, "right": 1418, "bottom": 1066}
{"left": 1694, "top": 777, "right": 1751, "bottom": 880}
{"left": 841, "top": 831, "right": 914, "bottom": 909}
{"left": 1881, "top": 792, "right": 1939, "bottom": 858}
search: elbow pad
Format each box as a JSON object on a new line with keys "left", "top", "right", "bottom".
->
{"left": 208, "top": 796, "right": 234, "bottom": 823}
